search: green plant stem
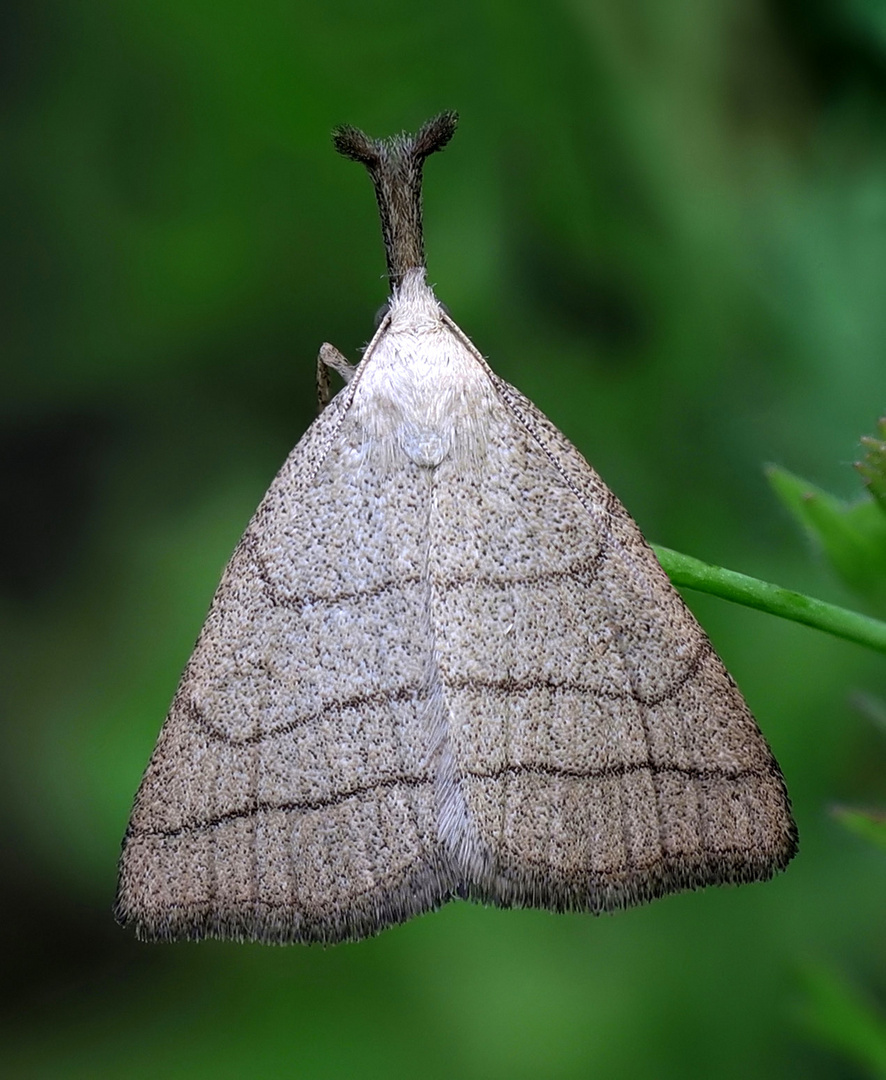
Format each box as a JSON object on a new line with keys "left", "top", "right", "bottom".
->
{"left": 653, "top": 545, "right": 886, "bottom": 655}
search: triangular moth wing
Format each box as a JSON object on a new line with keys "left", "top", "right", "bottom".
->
{"left": 426, "top": 355, "right": 797, "bottom": 911}
{"left": 116, "top": 388, "right": 459, "bottom": 943}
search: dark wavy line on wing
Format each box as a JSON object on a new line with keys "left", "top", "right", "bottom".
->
{"left": 127, "top": 758, "right": 773, "bottom": 841}
{"left": 127, "top": 773, "right": 434, "bottom": 840}
{"left": 182, "top": 638, "right": 712, "bottom": 748}
{"left": 445, "top": 640, "right": 713, "bottom": 707}
{"left": 462, "top": 759, "right": 775, "bottom": 784}
{"left": 184, "top": 683, "right": 427, "bottom": 745}
{"left": 244, "top": 530, "right": 608, "bottom": 611}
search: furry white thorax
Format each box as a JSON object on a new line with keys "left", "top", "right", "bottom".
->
{"left": 350, "top": 269, "right": 497, "bottom": 468}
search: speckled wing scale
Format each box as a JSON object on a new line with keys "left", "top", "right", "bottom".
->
{"left": 115, "top": 113, "right": 797, "bottom": 945}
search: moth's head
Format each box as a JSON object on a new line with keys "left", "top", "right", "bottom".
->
{"left": 333, "top": 114, "right": 458, "bottom": 324}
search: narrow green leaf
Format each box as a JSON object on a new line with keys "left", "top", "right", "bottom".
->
{"left": 653, "top": 545, "right": 886, "bottom": 654}
{"left": 798, "top": 965, "right": 886, "bottom": 1079}
{"left": 832, "top": 806, "right": 886, "bottom": 853}
{"left": 766, "top": 464, "right": 886, "bottom": 607}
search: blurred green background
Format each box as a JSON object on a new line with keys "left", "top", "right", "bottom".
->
{"left": 3, "top": 0, "right": 886, "bottom": 1076}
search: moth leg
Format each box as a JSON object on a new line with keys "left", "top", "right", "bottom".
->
{"left": 317, "top": 342, "right": 357, "bottom": 412}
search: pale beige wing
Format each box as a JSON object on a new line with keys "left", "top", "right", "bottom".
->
{"left": 116, "top": 390, "right": 458, "bottom": 944}
{"left": 429, "top": 375, "right": 797, "bottom": 912}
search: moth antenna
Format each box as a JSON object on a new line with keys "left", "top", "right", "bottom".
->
{"left": 332, "top": 112, "right": 458, "bottom": 289}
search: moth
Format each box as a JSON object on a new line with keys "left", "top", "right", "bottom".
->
{"left": 116, "top": 113, "right": 797, "bottom": 944}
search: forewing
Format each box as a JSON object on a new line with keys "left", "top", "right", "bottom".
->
{"left": 429, "top": 376, "right": 797, "bottom": 912}
{"left": 116, "top": 391, "right": 455, "bottom": 944}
